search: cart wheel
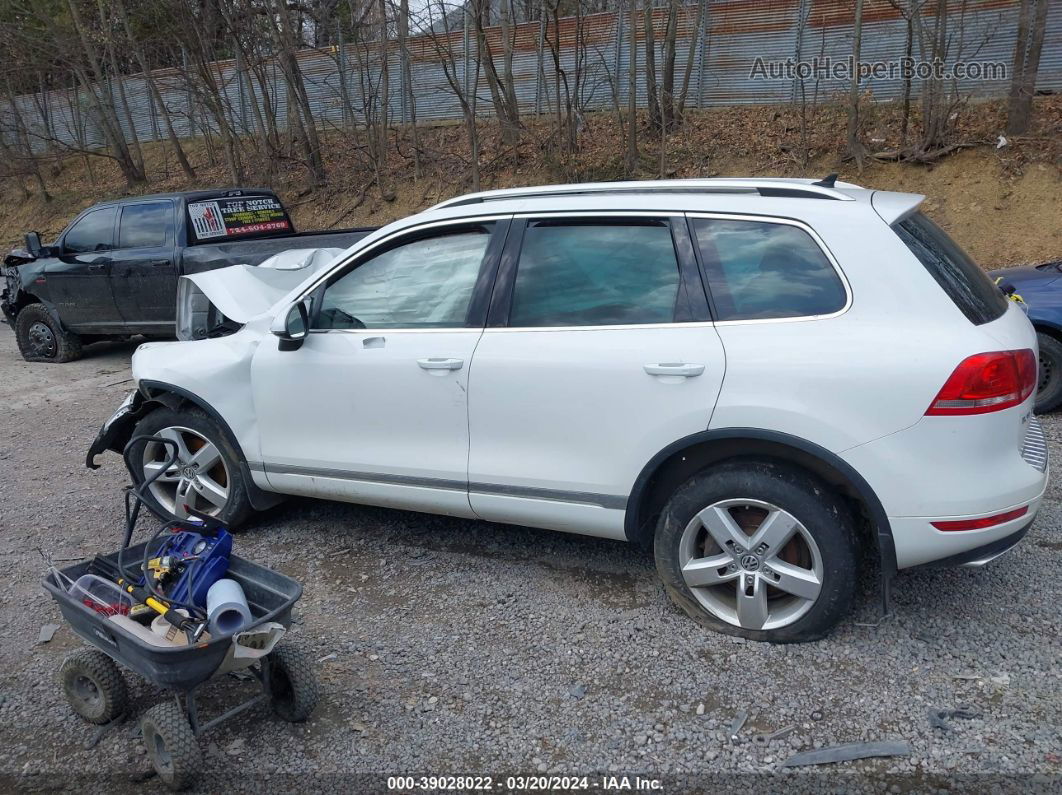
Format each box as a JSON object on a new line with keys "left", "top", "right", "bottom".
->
{"left": 140, "top": 702, "right": 200, "bottom": 791}
{"left": 267, "top": 641, "right": 318, "bottom": 722}
{"left": 59, "top": 649, "right": 127, "bottom": 725}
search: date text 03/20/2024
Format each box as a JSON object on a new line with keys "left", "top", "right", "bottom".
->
{"left": 386, "top": 775, "right": 664, "bottom": 791}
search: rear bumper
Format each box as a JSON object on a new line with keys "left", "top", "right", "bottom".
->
{"left": 841, "top": 405, "right": 1048, "bottom": 569}
{"left": 911, "top": 519, "right": 1033, "bottom": 569}
{"left": 884, "top": 483, "right": 1045, "bottom": 568}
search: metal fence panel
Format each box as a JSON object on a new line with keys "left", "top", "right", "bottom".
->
{"left": 2, "top": 0, "right": 1058, "bottom": 154}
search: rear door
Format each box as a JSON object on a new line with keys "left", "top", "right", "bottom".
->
{"left": 466, "top": 214, "right": 727, "bottom": 539}
{"left": 110, "top": 200, "right": 177, "bottom": 332}
{"left": 47, "top": 205, "right": 123, "bottom": 329}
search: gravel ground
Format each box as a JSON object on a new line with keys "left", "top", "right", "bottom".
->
{"left": 0, "top": 326, "right": 1059, "bottom": 794}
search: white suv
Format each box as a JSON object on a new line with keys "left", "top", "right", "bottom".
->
{"left": 88, "top": 178, "right": 1048, "bottom": 642}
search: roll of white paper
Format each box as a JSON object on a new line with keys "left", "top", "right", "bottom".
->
{"left": 206, "top": 578, "right": 252, "bottom": 636}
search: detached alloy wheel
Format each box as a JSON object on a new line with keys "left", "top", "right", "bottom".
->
{"left": 655, "top": 461, "right": 858, "bottom": 643}
{"left": 131, "top": 407, "right": 252, "bottom": 528}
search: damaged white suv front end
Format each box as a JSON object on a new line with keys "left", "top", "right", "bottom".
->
{"left": 175, "top": 248, "right": 343, "bottom": 341}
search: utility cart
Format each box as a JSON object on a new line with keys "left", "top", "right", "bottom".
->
{"left": 44, "top": 541, "right": 317, "bottom": 790}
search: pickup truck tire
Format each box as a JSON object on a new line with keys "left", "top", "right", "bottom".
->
{"left": 14, "top": 303, "right": 83, "bottom": 363}
{"left": 130, "top": 407, "right": 253, "bottom": 529}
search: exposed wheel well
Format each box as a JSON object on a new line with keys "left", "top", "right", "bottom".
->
{"left": 122, "top": 382, "right": 283, "bottom": 513}
{"left": 625, "top": 431, "right": 895, "bottom": 575}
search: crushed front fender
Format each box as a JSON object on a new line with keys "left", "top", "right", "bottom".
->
{"left": 85, "top": 390, "right": 144, "bottom": 469}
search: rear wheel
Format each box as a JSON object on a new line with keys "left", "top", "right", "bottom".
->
{"left": 130, "top": 407, "right": 252, "bottom": 528}
{"left": 60, "top": 649, "right": 127, "bottom": 724}
{"left": 1035, "top": 332, "right": 1062, "bottom": 414}
{"left": 655, "top": 460, "right": 858, "bottom": 643}
{"left": 14, "top": 303, "right": 82, "bottom": 363}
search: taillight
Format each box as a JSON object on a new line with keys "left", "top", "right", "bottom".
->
{"left": 925, "top": 349, "right": 1037, "bottom": 416}
{"left": 931, "top": 505, "right": 1028, "bottom": 531}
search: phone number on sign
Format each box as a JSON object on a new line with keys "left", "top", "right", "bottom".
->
{"left": 387, "top": 775, "right": 600, "bottom": 791}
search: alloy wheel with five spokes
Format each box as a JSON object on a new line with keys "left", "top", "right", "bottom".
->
{"left": 141, "top": 426, "right": 231, "bottom": 519}
{"left": 678, "top": 498, "right": 823, "bottom": 631}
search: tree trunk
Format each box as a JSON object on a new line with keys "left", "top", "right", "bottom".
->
{"left": 626, "top": 0, "right": 638, "bottom": 174}
{"left": 1006, "top": 0, "right": 1049, "bottom": 135}
{"left": 845, "top": 0, "right": 866, "bottom": 168}
{"left": 116, "top": 0, "right": 196, "bottom": 180}
{"left": 643, "top": 1, "right": 661, "bottom": 131}
{"left": 65, "top": 0, "right": 146, "bottom": 187}
{"left": 398, "top": 0, "right": 421, "bottom": 180}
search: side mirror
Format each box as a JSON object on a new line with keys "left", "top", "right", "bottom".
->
{"left": 271, "top": 301, "right": 309, "bottom": 351}
{"left": 24, "top": 232, "right": 43, "bottom": 258}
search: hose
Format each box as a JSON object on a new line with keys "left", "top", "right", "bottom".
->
{"left": 119, "top": 435, "right": 208, "bottom": 620}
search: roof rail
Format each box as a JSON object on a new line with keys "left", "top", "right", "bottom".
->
{"left": 431, "top": 178, "right": 861, "bottom": 210}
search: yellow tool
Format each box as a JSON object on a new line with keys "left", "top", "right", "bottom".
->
{"left": 114, "top": 578, "right": 205, "bottom": 639}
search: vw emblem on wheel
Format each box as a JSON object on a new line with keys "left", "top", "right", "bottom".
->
{"left": 740, "top": 554, "right": 760, "bottom": 571}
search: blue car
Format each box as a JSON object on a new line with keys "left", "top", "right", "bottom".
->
{"left": 991, "top": 261, "right": 1062, "bottom": 413}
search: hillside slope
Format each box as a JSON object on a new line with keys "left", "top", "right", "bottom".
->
{"left": 2, "top": 99, "right": 1058, "bottom": 267}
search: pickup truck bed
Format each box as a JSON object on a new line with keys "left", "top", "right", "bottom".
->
{"left": 2, "top": 188, "right": 373, "bottom": 362}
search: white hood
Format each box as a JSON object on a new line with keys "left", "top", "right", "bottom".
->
{"left": 176, "top": 248, "right": 342, "bottom": 339}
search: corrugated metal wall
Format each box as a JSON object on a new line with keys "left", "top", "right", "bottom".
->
{"left": 3, "top": 0, "right": 1059, "bottom": 154}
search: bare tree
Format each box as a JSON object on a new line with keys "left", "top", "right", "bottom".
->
{"left": 1006, "top": 0, "right": 1050, "bottom": 135}
{"left": 115, "top": 0, "right": 195, "bottom": 180}
{"left": 625, "top": 0, "right": 637, "bottom": 174}
{"left": 845, "top": 0, "right": 867, "bottom": 168}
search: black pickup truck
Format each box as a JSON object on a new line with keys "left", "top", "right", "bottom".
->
{"left": 1, "top": 189, "right": 372, "bottom": 362}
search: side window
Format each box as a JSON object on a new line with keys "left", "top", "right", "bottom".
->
{"left": 509, "top": 221, "right": 681, "bottom": 327}
{"left": 64, "top": 207, "right": 118, "bottom": 254}
{"left": 893, "top": 212, "right": 1006, "bottom": 325}
{"left": 691, "top": 218, "right": 846, "bottom": 321}
{"left": 314, "top": 224, "right": 493, "bottom": 330}
{"left": 119, "top": 202, "right": 171, "bottom": 248}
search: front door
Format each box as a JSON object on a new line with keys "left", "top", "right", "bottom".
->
{"left": 47, "top": 205, "right": 123, "bottom": 330}
{"left": 110, "top": 201, "right": 177, "bottom": 333}
{"left": 467, "top": 215, "right": 727, "bottom": 539}
{"left": 250, "top": 218, "right": 508, "bottom": 518}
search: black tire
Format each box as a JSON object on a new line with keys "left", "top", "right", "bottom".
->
{"left": 59, "top": 649, "right": 127, "bottom": 724}
{"left": 267, "top": 641, "right": 319, "bottom": 722}
{"left": 140, "top": 701, "right": 200, "bottom": 791}
{"left": 128, "top": 406, "right": 253, "bottom": 529}
{"left": 14, "top": 303, "right": 82, "bottom": 363}
{"left": 654, "top": 460, "right": 858, "bottom": 643}
{"left": 1035, "top": 332, "right": 1062, "bottom": 414}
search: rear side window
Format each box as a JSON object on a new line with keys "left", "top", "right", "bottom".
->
{"left": 64, "top": 206, "right": 117, "bottom": 254}
{"left": 690, "top": 218, "right": 847, "bottom": 321}
{"left": 509, "top": 221, "right": 681, "bottom": 327}
{"left": 119, "top": 202, "right": 171, "bottom": 248}
{"left": 893, "top": 213, "right": 1007, "bottom": 325}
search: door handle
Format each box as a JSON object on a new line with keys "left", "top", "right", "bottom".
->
{"left": 150, "top": 259, "right": 171, "bottom": 267}
{"left": 87, "top": 263, "right": 107, "bottom": 272}
{"left": 644, "top": 363, "right": 705, "bottom": 378}
{"left": 417, "top": 357, "right": 463, "bottom": 371}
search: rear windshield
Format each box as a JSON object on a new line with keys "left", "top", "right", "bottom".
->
{"left": 893, "top": 213, "right": 1007, "bottom": 325}
{"left": 186, "top": 195, "right": 293, "bottom": 244}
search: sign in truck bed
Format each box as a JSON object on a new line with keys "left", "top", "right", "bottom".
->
{"left": 188, "top": 196, "right": 292, "bottom": 241}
